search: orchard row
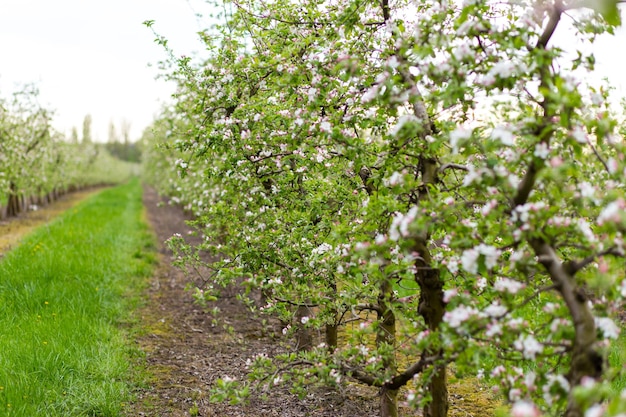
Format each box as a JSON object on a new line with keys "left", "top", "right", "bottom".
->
{"left": 142, "top": 1, "right": 626, "bottom": 417}
{"left": 0, "top": 86, "right": 137, "bottom": 219}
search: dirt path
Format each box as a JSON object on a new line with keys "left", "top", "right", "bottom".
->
{"left": 132, "top": 186, "right": 382, "bottom": 417}
{"left": 0, "top": 188, "right": 104, "bottom": 255}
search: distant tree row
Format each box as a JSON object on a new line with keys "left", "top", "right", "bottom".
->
{"left": 68, "top": 116, "right": 142, "bottom": 163}
{"left": 0, "top": 88, "right": 139, "bottom": 220}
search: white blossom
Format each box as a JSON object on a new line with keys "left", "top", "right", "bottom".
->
{"left": 571, "top": 126, "right": 587, "bottom": 144}
{"left": 489, "top": 61, "right": 516, "bottom": 78}
{"left": 463, "top": 166, "right": 483, "bottom": 187}
{"left": 620, "top": 280, "right": 626, "bottom": 298}
{"left": 486, "top": 322, "right": 502, "bottom": 337}
{"left": 585, "top": 404, "right": 605, "bottom": 417}
{"left": 388, "top": 206, "right": 418, "bottom": 241}
{"left": 494, "top": 277, "right": 525, "bottom": 294}
{"left": 361, "top": 85, "right": 379, "bottom": 103}
{"left": 534, "top": 142, "right": 550, "bottom": 159}
{"left": 384, "top": 171, "right": 404, "bottom": 186}
{"left": 450, "top": 127, "right": 473, "bottom": 152}
{"left": 491, "top": 126, "right": 515, "bottom": 146}
{"left": 595, "top": 317, "right": 620, "bottom": 339}
{"left": 461, "top": 244, "right": 500, "bottom": 274}
{"left": 461, "top": 248, "right": 480, "bottom": 274}
{"left": 591, "top": 92, "right": 604, "bottom": 106}
{"left": 579, "top": 182, "right": 596, "bottom": 200}
{"left": 474, "top": 277, "right": 486, "bottom": 291}
{"left": 514, "top": 334, "right": 543, "bottom": 359}
{"left": 391, "top": 114, "right": 418, "bottom": 137}
{"left": 319, "top": 121, "right": 332, "bottom": 132}
{"left": 484, "top": 303, "right": 507, "bottom": 318}
{"left": 452, "top": 43, "right": 474, "bottom": 61}
{"left": 577, "top": 219, "right": 597, "bottom": 243}
{"left": 311, "top": 243, "right": 332, "bottom": 255}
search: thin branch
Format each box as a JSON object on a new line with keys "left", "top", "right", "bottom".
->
{"left": 515, "top": 284, "right": 560, "bottom": 311}
{"left": 354, "top": 303, "right": 383, "bottom": 314}
{"left": 438, "top": 163, "right": 469, "bottom": 173}
{"left": 274, "top": 297, "right": 320, "bottom": 308}
{"left": 586, "top": 137, "right": 611, "bottom": 174}
{"left": 565, "top": 246, "right": 625, "bottom": 275}
{"left": 340, "top": 364, "right": 380, "bottom": 386}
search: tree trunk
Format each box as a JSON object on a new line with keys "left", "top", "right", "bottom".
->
{"left": 415, "top": 247, "right": 448, "bottom": 417}
{"left": 377, "top": 278, "right": 397, "bottom": 417}
{"left": 6, "top": 182, "right": 21, "bottom": 217}
{"left": 326, "top": 278, "right": 338, "bottom": 353}
{"left": 325, "top": 323, "right": 338, "bottom": 353}
{"left": 414, "top": 157, "right": 448, "bottom": 417}
{"left": 295, "top": 304, "right": 313, "bottom": 351}
{"left": 380, "top": 386, "right": 399, "bottom": 417}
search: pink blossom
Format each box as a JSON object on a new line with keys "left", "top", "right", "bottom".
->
{"left": 597, "top": 199, "right": 624, "bottom": 225}
{"left": 511, "top": 401, "right": 541, "bottom": 417}
{"left": 550, "top": 156, "right": 563, "bottom": 167}
{"left": 444, "top": 305, "right": 481, "bottom": 328}
{"left": 443, "top": 289, "right": 458, "bottom": 303}
{"left": 485, "top": 322, "right": 502, "bottom": 337}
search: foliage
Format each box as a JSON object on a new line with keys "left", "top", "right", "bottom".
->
{"left": 142, "top": 1, "right": 626, "bottom": 416}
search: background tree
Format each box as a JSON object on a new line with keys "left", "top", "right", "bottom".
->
{"left": 82, "top": 114, "right": 93, "bottom": 144}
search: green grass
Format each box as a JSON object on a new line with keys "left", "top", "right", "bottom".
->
{"left": 0, "top": 178, "right": 156, "bottom": 416}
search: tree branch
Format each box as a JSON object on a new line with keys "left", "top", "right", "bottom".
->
{"left": 564, "top": 246, "right": 625, "bottom": 275}
{"left": 534, "top": 0, "right": 563, "bottom": 50}
{"left": 438, "top": 163, "right": 469, "bottom": 173}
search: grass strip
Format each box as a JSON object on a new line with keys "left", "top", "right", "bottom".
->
{"left": 0, "top": 178, "right": 156, "bottom": 416}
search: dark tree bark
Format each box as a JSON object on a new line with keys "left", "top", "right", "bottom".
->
{"left": 377, "top": 277, "right": 398, "bottom": 417}
{"left": 530, "top": 239, "right": 601, "bottom": 417}
{"left": 6, "top": 182, "right": 21, "bottom": 218}
{"left": 295, "top": 304, "right": 313, "bottom": 351}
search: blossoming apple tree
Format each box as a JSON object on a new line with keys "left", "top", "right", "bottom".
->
{"left": 143, "top": 1, "right": 626, "bottom": 416}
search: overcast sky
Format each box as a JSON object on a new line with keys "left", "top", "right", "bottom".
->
{"left": 0, "top": 2, "right": 625, "bottom": 142}
{"left": 0, "top": 0, "right": 212, "bottom": 142}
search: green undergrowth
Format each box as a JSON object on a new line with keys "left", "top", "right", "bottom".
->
{"left": 0, "top": 178, "right": 156, "bottom": 416}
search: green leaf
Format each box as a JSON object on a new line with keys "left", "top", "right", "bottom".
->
{"left": 590, "top": 0, "right": 622, "bottom": 26}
